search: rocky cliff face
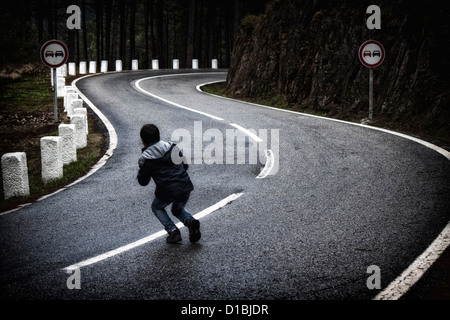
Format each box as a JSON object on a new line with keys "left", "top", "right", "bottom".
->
{"left": 225, "top": 0, "right": 449, "bottom": 139}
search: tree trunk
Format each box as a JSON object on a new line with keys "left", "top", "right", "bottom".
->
{"left": 144, "top": 0, "right": 150, "bottom": 68}
{"left": 150, "top": 0, "right": 157, "bottom": 62}
{"left": 111, "top": 0, "right": 119, "bottom": 64}
{"left": 82, "top": 0, "right": 88, "bottom": 61}
{"left": 105, "top": 0, "right": 112, "bottom": 65}
{"left": 129, "top": 0, "right": 136, "bottom": 66}
{"left": 119, "top": 0, "right": 127, "bottom": 66}
{"left": 156, "top": 0, "right": 164, "bottom": 67}
{"left": 186, "top": 0, "right": 195, "bottom": 68}
{"left": 179, "top": 0, "right": 188, "bottom": 68}
{"left": 96, "top": 0, "right": 103, "bottom": 62}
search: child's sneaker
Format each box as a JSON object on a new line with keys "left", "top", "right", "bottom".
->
{"left": 185, "top": 218, "right": 201, "bottom": 243}
{"left": 166, "top": 228, "right": 182, "bottom": 244}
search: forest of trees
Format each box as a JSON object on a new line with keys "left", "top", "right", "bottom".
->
{"left": 0, "top": 0, "right": 270, "bottom": 69}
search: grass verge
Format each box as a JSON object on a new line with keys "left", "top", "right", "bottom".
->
{"left": 0, "top": 63, "right": 106, "bottom": 213}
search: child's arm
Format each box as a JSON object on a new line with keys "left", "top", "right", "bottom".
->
{"left": 137, "top": 157, "right": 152, "bottom": 186}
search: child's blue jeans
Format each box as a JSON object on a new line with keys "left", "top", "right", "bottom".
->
{"left": 151, "top": 193, "right": 193, "bottom": 233}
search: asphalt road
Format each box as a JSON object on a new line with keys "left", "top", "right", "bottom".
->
{"left": 1, "top": 70, "right": 449, "bottom": 305}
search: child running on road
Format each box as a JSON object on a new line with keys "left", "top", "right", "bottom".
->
{"left": 137, "top": 124, "right": 201, "bottom": 244}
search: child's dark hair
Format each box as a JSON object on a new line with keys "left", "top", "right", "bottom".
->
{"left": 140, "top": 124, "right": 160, "bottom": 145}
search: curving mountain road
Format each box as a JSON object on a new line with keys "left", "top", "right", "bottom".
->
{"left": 0, "top": 70, "right": 449, "bottom": 304}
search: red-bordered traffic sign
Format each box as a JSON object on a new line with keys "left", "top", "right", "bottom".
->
{"left": 359, "top": 40, "right": 385, "bottom": 68}
{"left": 40, "top": 40, "right": 69, "bottom": 68}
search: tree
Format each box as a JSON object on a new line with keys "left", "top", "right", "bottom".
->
{"left": 96, "top": 0, "right": 103, "bottom": 62}
{"left": 119, "top": 0, "right": 127, "bottom": 66}
{"left": 129, "top": 0, "right": 136, "bottom": 67}
{"left": 186, "top": 0, "right": 195, "bottom": 68}
{"left": 105, "top": 0, "right": 112, "bottom": 65}
{"left": 1, "top": 0, "right": 271, "bottom": 68}
{"left": 82, "top": 0, "right": 88, "bottom": 62}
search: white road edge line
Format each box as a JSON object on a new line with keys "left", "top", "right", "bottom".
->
{"left": 196, "top": 81, "right": 450, "bottom": 160}
{"left": 0, "top": 74, "right": 118, "bottom": 217}
{"left": 71, "top": 75, "right": 119, "bottom": 181}
{"left": 374, "top": 221, "right": 450, "bottom": 300}
{"left": 196, "top": 79, "right": 450, "bottom": 300}
{"left": 62, "top": 192, "right": 244, "bottom": 271}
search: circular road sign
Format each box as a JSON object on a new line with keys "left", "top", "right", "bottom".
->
{"left": 40, "top": 40, "right": 69, "bottom": 68}
{"left": 359, "top": 40, "right": 385, "bottom": 68}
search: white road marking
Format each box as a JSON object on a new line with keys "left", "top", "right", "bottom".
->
{"left": 62, "top": 193, "right": 243, "bottom": 271}
{"left": 229, "top": 123, "right": 264, "bottom": 143}
{"left": 32, "top": 71, "right": 447, "bottom": 299}
{"left": 195, "top": 78, "right": 450, "bottom": 299}
{"left": 135, "top": 74, "right": 225, "bottom": 121}
{"left": 197, "top": 80, "right": 450, "bottom": 161}
{"left": 135, "top": 73, "right": 276, "bottom": 179}
{"left": 256, "top": 150, "right": 275, "bottom": 179}
{"left": 374, "top": 221, "right": 450, "bottom": 300}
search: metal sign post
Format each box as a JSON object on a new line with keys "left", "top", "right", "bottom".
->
{"left": 40, "top": 40, "right": 69, "bottom": 123}
{"left": 369, "top": 68, "right": 373, "bottom": 120}
{"left": 53, "top": 68, "right": 58, "bottom": 122}
{"left": 359, "top": 40, "right": 385, "bottom": 121}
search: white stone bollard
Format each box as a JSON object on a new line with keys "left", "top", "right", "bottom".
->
{"left": 57, "top": 64, "right": 67, "bottom": 78}
{"left": 52, "top": 67, "right": 66, "bottom": 84}
{"left": 79, "top": 61, "right": 87, "bottom": 74}
{"left": 71, "top": 114, "right": 87, "bottom": 149}
{"left": 68, "top": 62, "right": 76, "bottom": 75}
{"left": 64, "top": 86, "right": 75, "bottom": 94}
{"left": 57, "top": 77, "right": 66, "bottom": 97}
{"left": 64, "top": 86, "right": 76, "bottom": 111}
{"left": 212, "top": 59, "right": 218, "bottom": 69}
{"left": 89, "top": 61, "right": 97, "bottom": 73}
{"left": 132, "top": 59, "right": 139, "bottom": 70}
{"left": 69, "top": 98, "right": 83, "bottom": 119}
{"left": 58, "top": 124, "right": 77, "bottom": 165}
{"left": 41, "top": 137, "right": 63, "bottom": 184}
{"left": 173, "top": 59, "right": 179, "bottom": 69}
{"left": 152, "top": 59, "right": 159, "bottom": 70}
{"left": 66, "top": 93, "right": 79, "bottom": 117}
{"left": 115, "top": 60, "right": 122, "bottom": 71}
{"left": 1, "top": 152, "right": 30, "bottom": 199}
{"left": 192, "top": 59, "right": 199, "bottom": 69}
{"left": 73, "top": 107, "right": 88, "bottom": 134}
{"left": 101, "top": 60, "right": 108, "bottom": 73}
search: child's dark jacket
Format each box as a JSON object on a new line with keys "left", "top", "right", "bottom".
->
{"left": 137, "top": 140, "right": 193, "bottom": 201}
